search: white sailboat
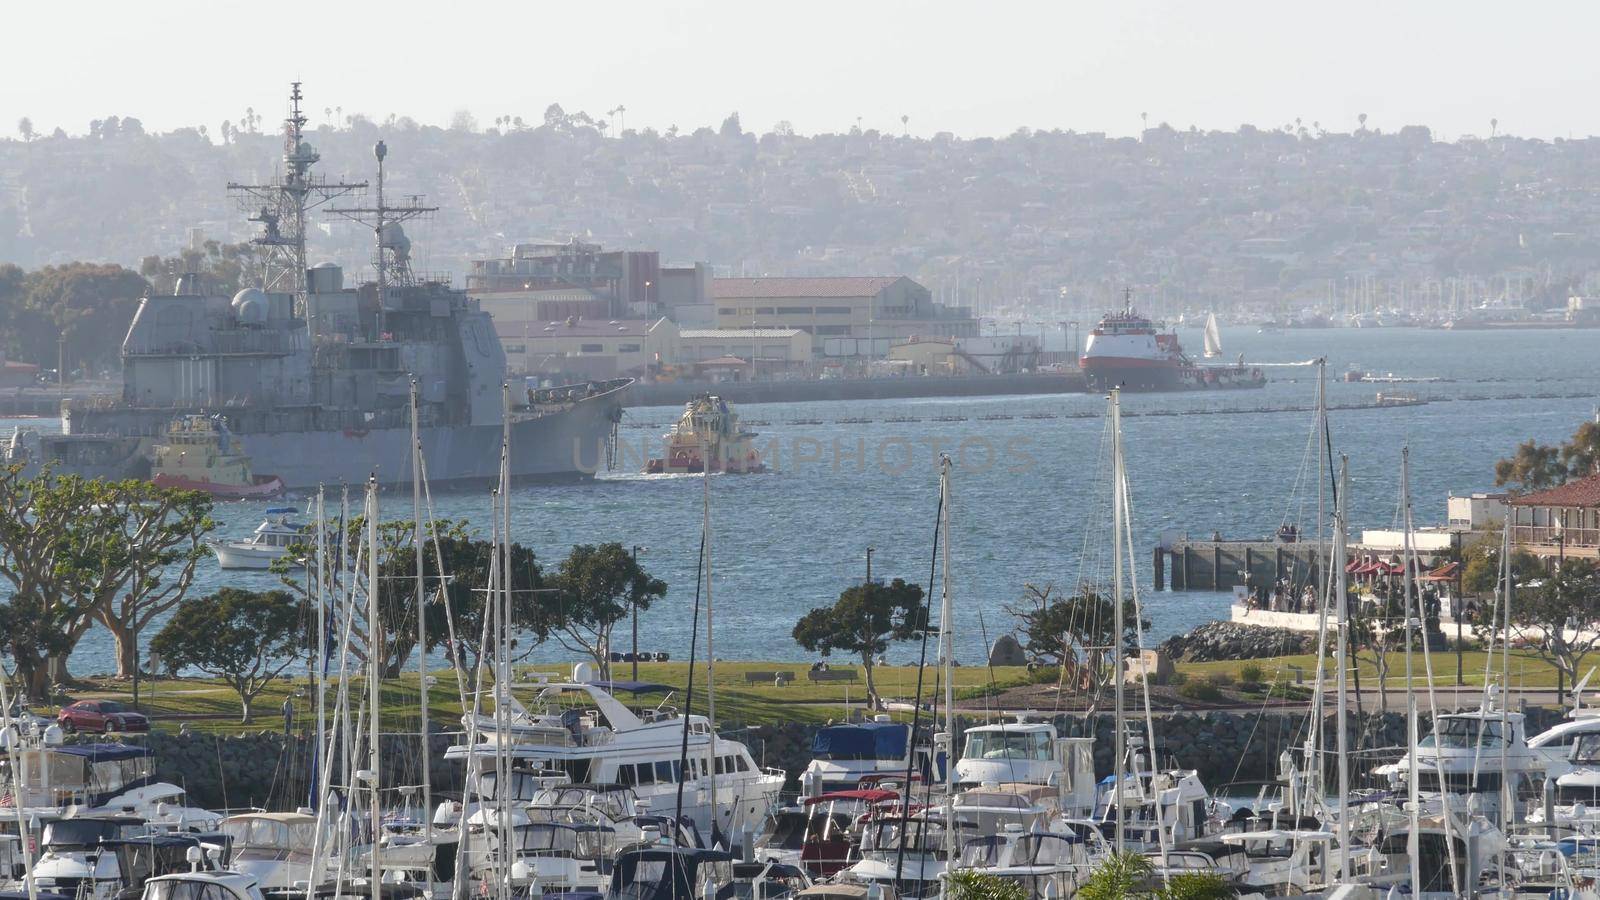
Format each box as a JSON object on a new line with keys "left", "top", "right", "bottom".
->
{"left": 1202, "top": 312, "right": 1223, "bottom": 358}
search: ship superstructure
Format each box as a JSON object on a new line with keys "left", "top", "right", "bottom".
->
{"left": 1079, "top": 294, "right": 1266, "bottom": 392}
{"left": 54, "top": 85, "right": 626, "bottom": 487}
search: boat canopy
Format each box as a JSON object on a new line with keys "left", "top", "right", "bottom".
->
{"left": 810, "top": 723, "right": 908, "bottom": 761}
{"left": 55, "top": 743, "right": 152, "bottom": 762}
{"left": 263, "top": 507, "right": 299, "bottom": 515}
{"left": 803, "top": 788, "right": 899, "bottom": 806}
{"left": 587, "top": 680, "right": 674, "bottom": 694}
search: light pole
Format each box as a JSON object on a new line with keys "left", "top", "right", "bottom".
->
{"left": 631, "top": 545, "right": 647, "bottom": 681}
{"left": 866, "top": 547, "right": 875, "bottom": 586}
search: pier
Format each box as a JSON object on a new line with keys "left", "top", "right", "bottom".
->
{"left": 1154, "top": 537, "right": 1328, "bottom": 592}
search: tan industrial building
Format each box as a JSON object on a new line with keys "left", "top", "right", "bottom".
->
{"left": 678, "top": 328, "right": 810, "bottom": 365}
{"left": 710, "top": 276, "right": 976, "bottom": 357}
{"left": 496, "top": 316, "right": 680, "bottom": 379}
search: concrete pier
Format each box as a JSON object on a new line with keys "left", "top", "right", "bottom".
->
{"left": 1154, "top": 538, "right": 1328, "bottom": 592}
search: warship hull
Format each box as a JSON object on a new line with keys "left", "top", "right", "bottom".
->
{"left": 59, "top": 380, "right": 629, "bottom": 490}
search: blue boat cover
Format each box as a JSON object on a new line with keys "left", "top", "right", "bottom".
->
{"left": 55, "top": 743, "right": 151, "bottom": 762}
{"left": 810, "top": 722, "right": 908, "bottom": 760}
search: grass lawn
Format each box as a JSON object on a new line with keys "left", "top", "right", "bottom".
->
{"left": 51, "top": 660, "right": 1038, "bottom": 735}
{"left": 53, "top": 648, "right": 1572, "bottom": 736}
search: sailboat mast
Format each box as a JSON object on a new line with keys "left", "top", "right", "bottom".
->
{"left": 365, "top": 474, "right": 382, "bottom": 900}
{"left": 703, "top": 437, "right": 718, "bottom": 835}
{"left": 1111, "top": 388, "right": 1126, "bottom": 855}
{"left": 939, "top": 455, "right": 956, "bottom": 863}
{"left": 1334, "top": 457, "right": 1351, "bottom": 881}
{"left": 1401, "top": 449, "right": 1421, "bottom": 894}
{"left": 313, "top": 486, "right": 327, "bottom": 812}
{"left": 410, "top": 380, "right": 432, "bottom": 845}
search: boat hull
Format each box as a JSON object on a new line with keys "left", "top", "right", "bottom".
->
{"left": 212, "top": 543, "right": 286, "bottom": 570}
{"left": 63, "top": 380, "right": 629, "bottom": 490}
{"left": 1080, "top": 358, "right": 1267, "bottom": 392}
{"left": 152, "top": 473, "right": 285, "bottom": 500}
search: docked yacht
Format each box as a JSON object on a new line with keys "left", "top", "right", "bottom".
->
{"left": 799, "top": 718, "right": 935, "bottom": 799}
{"left": 446, "top": 674, "right": 785, "bottom": 842}
{"left": 955, "top": 829, "right": 1094, "bottom": 899}
{"left": 1376, "top": 703, "right": 1542, "bottom": 826}
{"left": 140, "top": 871, "right": 265, "bottom": 900}
{"left": 841, "top": 810, "right": 974, "bottom": 899}
{"left": 219, "top": 812, "right": 320, "bottom": 891}
{"left": 211, "top": 508, "right": 305, "bottom": 570}
{"left": 951, "top": 719, "right": 1097, "bottom": 817}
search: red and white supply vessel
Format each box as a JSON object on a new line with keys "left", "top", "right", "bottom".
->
{"left": 1079, "top": 301, "right": 1266, "bottom": 392}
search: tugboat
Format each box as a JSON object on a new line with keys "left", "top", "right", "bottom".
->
{"left": 646, "top": 394, "right": 767, "bottom": 474}
{"left": 149, "top": 415, "right": 285, "bottom": 500}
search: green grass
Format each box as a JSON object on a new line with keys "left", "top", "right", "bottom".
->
{"left": 1176, "top": 647, "right": 1575, "bottom": 690}
{"left": 53, "top": 660, "right": 1037, "bottom": 734}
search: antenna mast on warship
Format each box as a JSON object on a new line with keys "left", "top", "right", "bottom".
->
{"left": 227, "top": 83, "right": 365, "bottom": 303}
{"left": 329, "top": 141, "right": 438, "bottom": 338}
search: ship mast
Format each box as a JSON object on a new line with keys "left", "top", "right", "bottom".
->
{"left": 227, "top": 83, "right": 364, "bottom": 304}
{"left": 329, "top": 142, "right": 438, "bottom": 340}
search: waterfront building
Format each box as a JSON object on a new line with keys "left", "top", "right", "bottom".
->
{"left": 1508, "top": 473, "right": 1600, "bottom": 562}
{"left": 710, "top": 276, "right": 976, "bottom": 357}
{"left": 497, "top": 316, "right": 680, "bottom": 379}
{"left": 468, "top": 239, "right": 664, "bottom": 317}
{"left": 679, "top": 328, "right": 811, "bottom": 373}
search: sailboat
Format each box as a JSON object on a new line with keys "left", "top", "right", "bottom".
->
{"left": 1202, "top": 312, "right": 1223, "bottom": 358}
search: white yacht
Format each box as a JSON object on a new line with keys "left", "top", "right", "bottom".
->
{"left": 955, "top": 830, "right": 1095, "bottom": 899}
{"left": 140, "top": 871, "right": 266, "bottom": 900}
{"left": 219, "top": 812, "right": 320, "bottom": 891}
{"left": 952, "top": 719, "right": 1096, "bottom": 808}
{"left": 445, "top": 672, "right": 785, "bottom": 843}
{"left": 799, "top": 718, "right": 935, "bottom": 799}
{"left": 1375, "top": 703, "right": 1542, "bottom": 826}
{"left": 211, "top": 508, "right": 305, "bottom": 570}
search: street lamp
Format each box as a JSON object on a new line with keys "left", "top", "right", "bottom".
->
{"left": 631, "top": 545, "right": 647, "bottom": 681}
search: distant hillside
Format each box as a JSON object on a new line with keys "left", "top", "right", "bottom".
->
{"left": 4, "top": 114, "right": 1598, "bottom": 318}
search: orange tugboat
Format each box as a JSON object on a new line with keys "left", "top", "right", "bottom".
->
{"left": 150, "top": 415, "right": 286, "bottom": 499}
{"left": 646, "top": 394, "right": 767, "bottom": 474}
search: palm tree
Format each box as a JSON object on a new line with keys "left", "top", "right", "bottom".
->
{"left": 901, "top": 113, "right": 909, "bottom": 136}
{"left": 1358, "top": 112, "right": 1368, "bottom": 131}
{"left": 1491, "top": 117, "right": 1499, "bottom": 138}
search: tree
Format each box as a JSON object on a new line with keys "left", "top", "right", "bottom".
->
{"left": 546, "top": 543, "right": 666, "bottom": 677}
{"left": 78, "top": 481, "right": 216, "bottom": 678}
{"left": 944, "top": 870, "right": 1026, "bottom": 900}
{"left": 719, "top": 112, "right": 742, "bottom": 139}
{"left": 151, "top": 588, "right": 305, "bottom": 723}
{"left": 1077, "top": 851, "right": 1230, "bottom": 900}
{"left": 1496, "top": 439, "right": 1565, "bottom": 491}
{"left": 1561, "top": 420, "right": 1600, "bottom": 479}
{"left": 17, "top": 118, "right": 33, "bottom": 143}
{"left": 1509, "top": 559, "right": 1600, "bottom": 699}
{"left": 449, "top": 109, "right": 478, "bottom": 133}
{"left": 791, "top": 577, "right": 927, "bottom": 709}
{"left": 14, "top": 263, "right": 150, "bottom": 374}
{"left": 1005, "top": 582, "right": 1149, "bottom": 696}
{"left": 375, "top": 528, "right": 548, "bottom": 676}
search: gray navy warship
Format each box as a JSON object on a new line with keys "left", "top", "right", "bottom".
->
{"left": 26, "top": 85, "right": 628, "bottom": 489}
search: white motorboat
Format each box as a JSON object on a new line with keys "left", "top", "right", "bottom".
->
{"left": 799, "top": 717, "right": 934, "bottom": 799}
{"left": 211, "top": 507, "right": 305, "bottom": 570}
{"left": 445, "top": 672, "right": 785, "bottom": 842}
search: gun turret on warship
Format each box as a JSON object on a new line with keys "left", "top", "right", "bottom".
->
{"left": 41, "top": 85, "right": 628, "bottom": 488}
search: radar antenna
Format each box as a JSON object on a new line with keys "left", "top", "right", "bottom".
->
{"left": 329, "top": 141, "right": 437, "bottom": 338}
{"left": 227, "top": 83, "right": 366, "bottom": 302}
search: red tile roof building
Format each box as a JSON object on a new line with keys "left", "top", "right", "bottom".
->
{"left": 1508, "top": 472, "right": 1600, "bottom": 560}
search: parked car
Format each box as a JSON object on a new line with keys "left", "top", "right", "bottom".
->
{"left": 57, "top": 700, "right": 150, "bottom": 734}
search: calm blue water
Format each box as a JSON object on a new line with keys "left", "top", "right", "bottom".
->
{"left": 15, "top": 326, "right": 1600, "bottom": 672}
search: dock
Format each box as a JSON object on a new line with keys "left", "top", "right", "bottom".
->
{"left": 1154, "top": 538, "right": 1329, "bottom": 592}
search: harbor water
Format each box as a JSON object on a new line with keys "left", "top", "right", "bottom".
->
{"left": 21, "top": 325, "right": 1600, "bottom": 673}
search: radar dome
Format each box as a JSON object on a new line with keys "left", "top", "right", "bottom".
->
{"left": 231, "top": 288, "right": 269, "bottom": 325}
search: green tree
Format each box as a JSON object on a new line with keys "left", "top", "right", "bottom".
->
{"left": 545, "top": 543, "right": 667, "bottom": 678}
{"left": 73, "top": 481, "right": 216, "bottom": 678}
{"left": 1005, "top": 582, "right": 1150, "bottom": 694}
{"left": 791, "top": 577, "right": 928, "bottom": 709}
{"left": 15, "top": 263, "right": 149, "bottom": 374}
{"left": 1561, "top": 420, "right": 1600, "bottom": 480}
{"left": 1495, "top": 439, "right": 1565, "bottom": 491}
{"left": 150, "top": 588, "right": 305, "bottom": 723}
{"left": 376, "top": 529, "right": 547, "bottom": 676}
{"left": 944, "top": 869, "right": 1027, "bottom": 900}
{"left": 1509, "top": 559, "right": 1600, "bottom": 697}
{"left": 1078, "top": 851, "right": 1155, "bottom": 900}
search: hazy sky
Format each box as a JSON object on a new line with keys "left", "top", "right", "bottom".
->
{"left": 6, "top": 0, "right": 1597, "bottom": 141}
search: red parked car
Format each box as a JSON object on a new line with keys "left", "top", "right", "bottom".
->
{"left": 57, "top": 700, "right": 150, "bottom": 734}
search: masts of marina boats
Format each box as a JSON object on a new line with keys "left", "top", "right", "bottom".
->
{"left": 938, "top": 454, "right": 955, "bottom": 867}
{"left": 0, "top": 657, "right": 39, "bottom": 900}
{"left": 312, "top": 486, "right": 328, "bottom": 812}
{"left": 1334, "top": 456, "right": 1351, "bottom": 882}
{"left": 1401, "top": 448, "right": 1460, "bottom": 895}
{"left": 1401, "top": 445, "right": 1427, "bottom": 890}
{"left": 1110, "top": 387, "right": 1127, "bottom": 855}
{"left": 365, "top": 473, "right": 382, "bottom": 900}
{"left": 410, "top": 380, "right": 432, "bottom": 847}
{"left": 702, "top": 432, "right": 719, "bottom": 842}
